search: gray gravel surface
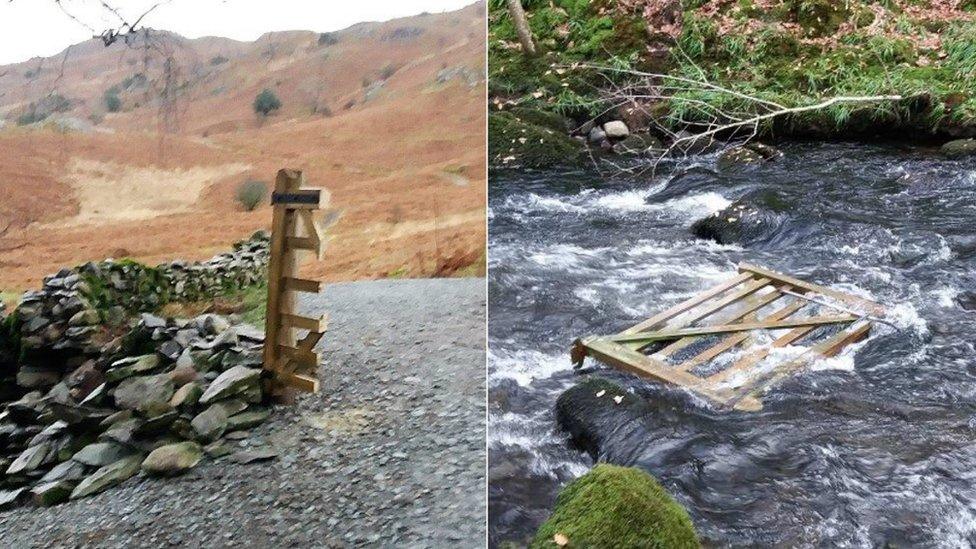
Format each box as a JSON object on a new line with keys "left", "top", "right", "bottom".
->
{"left": 0, "top": 278, "right": 486, "bottom": 548}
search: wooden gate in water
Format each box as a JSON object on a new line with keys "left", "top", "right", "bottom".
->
{"left": 262, "top": 169, "right": 340, "bottom": 395}
{"left": 571, "top": 263, "right": 885, "bottom": 411}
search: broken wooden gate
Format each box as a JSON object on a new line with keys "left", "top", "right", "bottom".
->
{"left": 571, "top": 263, "right": 885, "bottom": 411}
{"left": 263, "top": 169, "right": 340, "bottom": 395}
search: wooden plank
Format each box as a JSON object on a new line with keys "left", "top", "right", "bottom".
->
{"left": 621, "top": 272, "right": 754, "bottom": 335}
{"left": 655, "top": 284, "right": 786, "bottom": 358}
{"left": 723, "top": 321, "right": 872, "bottom": 410}
{"left": 271, "top": 188, "right": 330, "bottom": 209}
{"left": 738, "top": 263, "right": 884, "bottom": 316}
{"left": 281, "top": 313, "right": 328, "bottom": 332}
{"left": 297, "top": 330, "right": 324, "bottom": 351}
{"left": 610, "top": 314, "right": 858, "bottom": 344}
{"left": 278, "top": 345, "right": 320, "bottom": 367}
{"left": 262, "top": 169, "right": 303, "bottom": 376}
{"left": 675, "top": 289, "right": 803, "bottom": 371}
{"left": 277, "top": 371, "right": 320, "bottom": 392}
{"left": 580, "top": 337, "right": 725, "bottom": 405}
{"left": 286, "top": 237, "right": 318, "bottom": 251}
{"left": 283, "top": 277, "right": 323, "bottom": 293}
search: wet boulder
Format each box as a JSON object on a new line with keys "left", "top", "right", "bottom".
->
{"left": 555, "top": 377, "right": 655, "bottom": 459}
{"left": 941, "top": 138, "right": 976, "bottom": 159}
{"left": 530, "top": 464, "right": 699, "bottom": 548}
{"left": 613, "top": 133, "right": 663, "bottom": 156}
{"left": 690, "top": 190, "right": 791, "bottom": 246}
{"left": 716, "top": 143, "right": 782, "bottom": 171}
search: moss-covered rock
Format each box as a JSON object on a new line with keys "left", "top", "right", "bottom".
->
{"left": 941, "top": 138, "right": 976, "bottom": 159}
{"left": 530, "top": 464, "right": 699, "bottom": 548}
{"left": 489, "top": 111, "right": 582, "bottom": 169}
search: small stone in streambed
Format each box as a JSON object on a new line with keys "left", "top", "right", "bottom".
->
{"left": 141, "top": 442, "right": 203, "bottom": 476}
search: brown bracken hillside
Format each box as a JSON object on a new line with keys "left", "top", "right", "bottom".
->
{"left": 0, "top": 2, "right": 486, "bottom": 294}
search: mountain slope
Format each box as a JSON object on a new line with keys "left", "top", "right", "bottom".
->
{"left": 0, "top": 2, "right": 486, "bottom": 293}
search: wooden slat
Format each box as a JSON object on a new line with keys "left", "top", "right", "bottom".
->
{"left": 580, "top": 337, "right": 725, "bottom": 405}
{"left": 611, "top": 314, "right": 858, "bottom": 344}
{"left": 297, "top": 330, "right": 324, "bottom": 351}
{"left": 278, "top": 345, "right": 320, "bottom": 368}
{"left": 622, "top": 272, "right": 754, "bottom": 335}
{"left": 262, "top": 170, "right": 303, "bottom": 380}
{"left": 283, "top": 277, "right": 323, "bottom": 293}
{"left": 298, "top": 210, "right": 325, "bottom": 259}
{"left": 723, "top": 321, "right": 872, "bottom": 410}
{"left": 738, "top": 263, "right": 884, "bottom": 316}
{"left": 277, "top": 371, "right": 320, "bottom": 392}
{"left": 655, "top": 285, "right": 786, "bottom": 358}
{"left": 271, "top": 188, "right": 330, "bottom": 209}
{"left": 675, "top": 288, "right": 803, "bottom": 371}
{"left": 280, "top": 313, "right": 328, "bottom": 332}
{"left": 286, "top": 237, "right": 318, "bottom": 251}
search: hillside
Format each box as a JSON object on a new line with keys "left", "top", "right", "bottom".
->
{"left": 0, "top": 2, "right": 486, "bottom": 295}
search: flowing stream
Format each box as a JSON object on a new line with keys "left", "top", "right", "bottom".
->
{"left": 488, "top": 142, "right": 976, "bottom": 547}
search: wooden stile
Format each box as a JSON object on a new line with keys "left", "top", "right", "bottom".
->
{"left": 262, "top": 169, "right": 340, "bottom": 396}
{"left": 572, "top": 262, "right": 885, "bottom": 411}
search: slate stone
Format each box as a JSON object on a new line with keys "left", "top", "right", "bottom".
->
{"left": 141, "top": 442, "right": 203, "bottom": 476}
{"left": 114, "top": 374, "right": 175, "bottom": 410}
{"left": 191, "top": 405, "right": 228, "bottom": 442}
{"left": 31, "top": 480, "right": 75, "bottom": 506}
{"left": 72, "top": 442, "right": 130, "bottom": 467}
{"left": 70, "top": 455, "right": 143, "bottom": 500}
{"left": 199, "top": 366, "right": 261, "bottom": 405}
{"left": 226, "top": 409, "right": 272, "bottom": 431}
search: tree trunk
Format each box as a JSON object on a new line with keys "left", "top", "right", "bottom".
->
{"left": 506, "top": 0, "right": 538, "bottom": 57}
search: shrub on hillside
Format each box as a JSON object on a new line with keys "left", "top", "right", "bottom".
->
{"left": 236, "top": 180, "right": 268, "bottom": 211}
{"left": 209, "top": 55, "right": 229, "bottom": 66}
{"left": 253, "top": 89, "right": 282, "bottom": 117}
{"left": 104, "top": 88, "right": 122, "bottom": 113}
{"left": 380, "top": 63, "right": 399, "bottom": 80}
{"left": 318, "top": 32, "right": 339, "bottom": 46}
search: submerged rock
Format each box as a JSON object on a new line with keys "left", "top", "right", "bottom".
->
{"left": 555, "top": 378, "right": 652, "bottom": 459}
{"left": 530, "top": 464, "right": 699, "bottom": 548}
{"left": 717, "top": 143, "right": 782, "bottom": 171}
{"left": 690, "top": 190, "right": 791, "bottom": 246}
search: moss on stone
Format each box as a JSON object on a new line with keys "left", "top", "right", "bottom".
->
{"left": 489, "top": 111, "right": 582, "bottom": 169}
{"left": 531, "top": 464, "right": 700, "bottom": 549}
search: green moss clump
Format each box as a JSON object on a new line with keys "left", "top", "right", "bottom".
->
{"left": 531, "top": 464, "right": 700, "bottom": 549}
{"left": 80, "top": 260, "right": 172, "bottom": 318}
{"left": 489, "top": 111, "right": 582, "bottom": 169}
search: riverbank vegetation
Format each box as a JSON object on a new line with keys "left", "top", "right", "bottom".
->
{"left": 489, "top": 0, "right": 976, "bottom": 166}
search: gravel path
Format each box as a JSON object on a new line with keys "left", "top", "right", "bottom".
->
{"left": 0, "top": 278, "right": 486, "bottom": 548}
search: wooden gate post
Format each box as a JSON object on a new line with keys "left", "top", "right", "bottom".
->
{"left": 262, "top": 168, "right": 338, "bottom": 396}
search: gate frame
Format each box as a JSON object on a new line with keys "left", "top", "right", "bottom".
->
{"left": 571, "top": 263, "right": 884, "bottom": 411}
